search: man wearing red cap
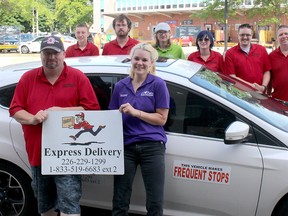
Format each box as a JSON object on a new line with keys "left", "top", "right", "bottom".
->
{"left": 9, "top": 35, "right": 100, "bottom": 216}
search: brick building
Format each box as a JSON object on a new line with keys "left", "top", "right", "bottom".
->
{"left": 92, "top": 0, "right": 288, "bottom": 44}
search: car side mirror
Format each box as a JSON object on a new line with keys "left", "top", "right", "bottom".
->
{"left": 224, "top": 121, "right": 249, "bottom": 145}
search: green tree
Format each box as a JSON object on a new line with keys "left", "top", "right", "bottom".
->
{"left": 0, "top": 0, "right": 93, "bottom": 34}
{"left": 189, "top": 0, "right": 245, "bottom": 25}
{"left": 0, "top": 0, "right": 26, "bottom": 28}
{"left": 246, "top": 0, "right": 288, "bottom": 42}
{"left": 56, "top": 0, "right": 93, "bottom": 33}
{"left": 247, "top": 0, "right": 288, "bottom": 26}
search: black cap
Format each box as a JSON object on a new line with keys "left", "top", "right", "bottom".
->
{"left": 40, "top": 36, "right": 64, "bottom": 52}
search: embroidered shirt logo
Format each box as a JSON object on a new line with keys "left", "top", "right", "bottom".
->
{"left": 141, "top": 91, "right": 154, "bottom": 96}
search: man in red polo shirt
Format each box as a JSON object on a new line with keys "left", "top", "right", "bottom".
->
{"left": 269, "top": 25, "right": 288, "bottom": 102}
{"left": 66, "top": 23, "right": 99, "bottom": 57}
{"left": 225, "top": 23, "right": 271, "bottom": 93}
{"left": 9, "top": 36, "right": 100, "bottom": 216}
{"left": 102, "top": 14, "right": 139, "bottom": 55}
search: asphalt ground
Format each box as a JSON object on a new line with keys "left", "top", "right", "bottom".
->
{"left": 0, "top": 45, "right": 273, "bottom": 69}
{"left": 0, "top": 46, "right": 218, "bottom": 68}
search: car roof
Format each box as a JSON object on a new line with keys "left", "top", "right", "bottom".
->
{"left": 0, "top": 56, "right": 202, "bottom": 86}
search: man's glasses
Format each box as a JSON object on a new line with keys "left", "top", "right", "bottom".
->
{"left": 116, "top": 24, "right": 127, "bottom": 28}
{"left": 198, "top": 38, "right": 210, "bottom": 42}
{"left": 239, "top": 34, "right": 252, "bottom": 37}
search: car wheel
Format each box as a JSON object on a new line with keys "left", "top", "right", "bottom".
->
{"left": 272, "top": 196, "right": 288, "bottom": 216}
{"left": 21, "top": 46, "right": 30, "bottom": 54}
{"left": 0, "top": 162, "right": 38, "bottom": 216}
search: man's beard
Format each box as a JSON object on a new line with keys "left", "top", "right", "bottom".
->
{"left": 117, "top": 30, "right": 128, "bottom": 38}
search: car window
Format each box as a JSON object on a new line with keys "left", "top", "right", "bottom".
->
{"left": 192, "top": 70, "right": 288, "bottom": 132}
{"left": 34, "top": 37, "right": 44, "bottom": 42}
{"left": 87, "top": 74, "right": 127, "bottom": 110}
{"left": 164, "top": 82, "right": 236, "bottom": 139}
{"left": 0, "top": 84, "right": 16, "bottom": 108}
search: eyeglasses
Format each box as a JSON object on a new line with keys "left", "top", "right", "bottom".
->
{"left": 116, "top": 24, "right": 127, "bottom": 28}
{"left": 198, "top": 38, "right": 210, "bottom": 42}
{"left": 157, "top": 31, "right": 169, "bottom": 35}
{"left": 239, "top": 34, "right": 252, "bottom": 37}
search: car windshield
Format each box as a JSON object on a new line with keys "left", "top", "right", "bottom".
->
{"left": 191, "top": 70, "right": 288, "bottom": 132}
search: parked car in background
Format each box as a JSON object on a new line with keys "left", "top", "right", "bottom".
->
{"left": 171, "top": 35, "right": 193, "bottom": 47}
{"left": 0, "top": 35, "right": 19, "bottom": 52}
{"left": 19, "top": 35, "right": 77, "bottom": 54}
{"left": 60, "top": 35, "right": 77, "bottom": 50}
{"left": 1, "top": 56, "right": 288, "bottom": 216}
{"left": 19, "top": 33, "right": 35, "bottom": 42}
{"left": 0, "top": 35, "right": 18, "bottom": 45}
{"left": 19, "top": 36, "right": 45, "bottom": 54}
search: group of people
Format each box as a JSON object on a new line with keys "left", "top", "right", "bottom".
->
{"left": 8, "top": 12, "right": 288, "bottom": 216}
{"left": 189, "top": 23, "right": 288, "bottom": 102}
{"left": 65, "top": 14, "right": 139, "bottom": 57}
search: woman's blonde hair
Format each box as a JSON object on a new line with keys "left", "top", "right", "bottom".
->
{"left": 129, "top": 42, "right": 159, "bottom": 78}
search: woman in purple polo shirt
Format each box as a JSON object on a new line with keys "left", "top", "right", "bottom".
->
{"left": 109, "top": 42, "right": 170, "bottom": 216}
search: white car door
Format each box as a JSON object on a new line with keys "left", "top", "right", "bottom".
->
{"left": 164, "top": 135, "right": 262, "bottom": 216}
{"left": 161, "top": 83, "right": 263, "bottom": 216}
{"left": 30, "top": 37, "right": 44, "bottom": 53}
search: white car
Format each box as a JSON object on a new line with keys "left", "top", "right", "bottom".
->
{"left": 19, "top": 36, "right": 46, "bottom": 54}
{"left": 19, "top": 36, "right": 77, "bottom": 54}
{"left": 1, "top": 56, "right": 288, "bottom": 216}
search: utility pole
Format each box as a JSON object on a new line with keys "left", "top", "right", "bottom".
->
{"left": 224, "top": 0, "right": 228, "bottom": 52}
{"left": 32, "top": 8, "right": 35, "bottom": 34}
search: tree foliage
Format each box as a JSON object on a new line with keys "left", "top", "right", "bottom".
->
{"left": 246, "top": 0, "right": 288, "bottom": 27}
{"left": 191, "top": 0, "right": 288, "bottom": 28}
{"left": 0, "top": 0, "right": 93, "bottom": 33}
{"left": 190, "top": 0, "right": 245, "bottom": 24}
{"left": 56, "top": 0, "right": 93, "bottom": 33}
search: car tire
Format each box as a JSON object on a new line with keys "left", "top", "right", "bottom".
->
{"left": 21, "top": 46, "right": 30, "bottom": 54}
{"left": 272, "top": 196, "right": 288, "bottom": 216}
{"left": 0, "top": 162, "right": 38, "bottom": 216}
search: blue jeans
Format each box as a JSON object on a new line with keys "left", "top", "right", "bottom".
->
{"left": 112, "top": 141, "right": 166, "bottom": 216}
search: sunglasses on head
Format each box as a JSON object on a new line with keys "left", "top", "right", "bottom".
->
{"left": 198, "top": 38, "right": 210, "bottom": 42}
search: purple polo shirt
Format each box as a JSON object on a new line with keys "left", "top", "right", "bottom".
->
{"left": 109, "top": 74, "right": 170, "bottom": 145}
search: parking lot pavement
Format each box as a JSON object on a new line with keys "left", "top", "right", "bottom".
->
{"left": 0, "top": 47, "right": 202, "bottom": 68}
{"left": 0, "top": 52, "right": 40, "bottom": 68}
{"left": 0, "top": 46, "right": 271, "bottom": 69}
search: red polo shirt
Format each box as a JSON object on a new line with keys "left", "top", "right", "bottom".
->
{"left": 269, "top": 47, "right": 288, "bottom": 101}
{"left": 65, "top": 42, "right": 99, "bottom": 57}
{"left": 102, "top": 37, "right": 139, "bottom": 55}
{"left": 187, "top": 50, "right": 224, "bottom": 73}
{"left": 225, "top": 44, "right": 271, "bottom": 84}
{"left": 9, "top": 63, "right": 100, "bottom": 166}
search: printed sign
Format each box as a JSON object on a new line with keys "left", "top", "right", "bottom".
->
{"left": 173, "top": 160, "right": 231, "bottom": 185}
{"left": 42, "top": 110, "right": 124, "bottom": 175}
